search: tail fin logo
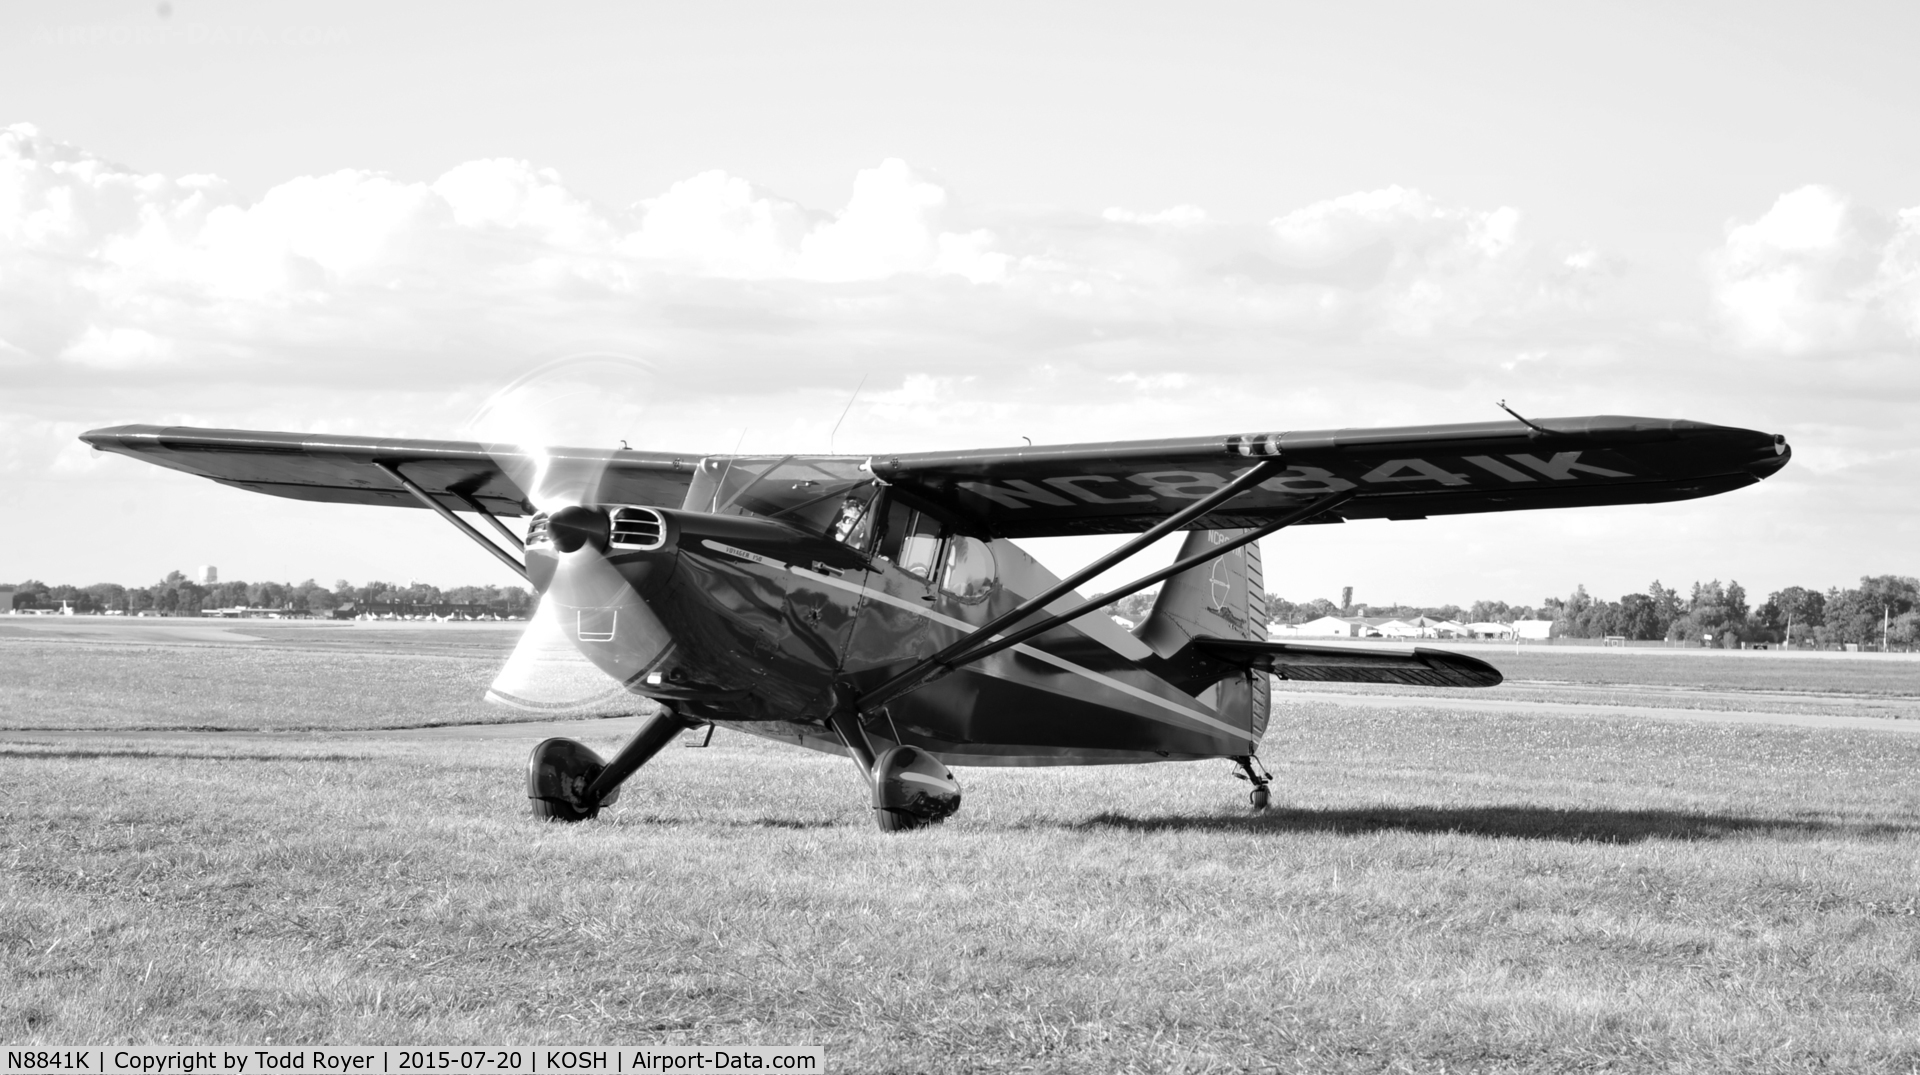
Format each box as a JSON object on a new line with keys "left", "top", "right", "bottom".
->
{"left": 1209, "top": 557, "right": 1232, "bottom": 611}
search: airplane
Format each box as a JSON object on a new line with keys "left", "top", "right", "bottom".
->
{"left": 79, "top": 411, "right": 1790, "bottom": 831}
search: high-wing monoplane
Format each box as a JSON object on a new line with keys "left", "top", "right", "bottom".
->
{"left": 80, "top": 413, "right": 1789, "bottom": 830}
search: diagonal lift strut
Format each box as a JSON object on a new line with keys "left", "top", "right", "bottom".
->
{"left": 854, "top": 461, "right": 1353, "bottom": 714}
{"left": 918, "top": 489, "right": 1356, "bottom": 682}
{"left": 375, "top": 460, "right": 529, "bottom": 581}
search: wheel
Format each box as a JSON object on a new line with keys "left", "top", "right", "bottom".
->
{"left": 526, "top": 737, "right": 607, "bottom": 823}
{"left": 1249, "top": 785, "right": 1271, "bottom": 811}
{"left": 874, "top": 808, "right": 930, "bottom": 832}
{"left": 530, "top": 796, "right": 595, "bottom": 823}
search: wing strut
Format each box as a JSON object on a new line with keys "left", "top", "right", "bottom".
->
{"left": 854, "top": 468, "right": 1351, "bottom": 715}
{"left": 920, "top": 489, "right": 1356, "bottom": 680}
{"left": 374, "top": 461, "right": 530, "bottom": 581}
{"left": 452, "top": 489, "right": 526, "bottom": 552}
{"left": 856, "top": 459, "right": 1285, "bottom": 710}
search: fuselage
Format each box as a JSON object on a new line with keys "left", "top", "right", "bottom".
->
{"left": 526, "top": 501, "right": 1260, "bottom": 768}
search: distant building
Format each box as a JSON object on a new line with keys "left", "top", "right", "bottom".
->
{"left": 1274, "top": 615, "right": 1490, "bottom": 640}
{"left": 0, "top": 589, "right": 14, "bottom": 613}
{"left": 1466, "top": 621, "right": 1514, "bottom": 639}
{"left": 198, "top": 565, "right": 218, "bottom": 584}
{"left": 200, "top": 607, "right": 313, "bottom": 620}
{"left": 1514, "top": 619, "right": 1556, "bottom": 641}
{"left": 1283, "top": 615, "right": 1364, "bottom": 638}
{"left": 330, "top": 600, "right": 526, "bottom": 621}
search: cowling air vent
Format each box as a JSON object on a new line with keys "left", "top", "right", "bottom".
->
{"left": 609, "top": 507, "right": 666, "bottom": 550}
{"left": 526, "top": 511, "right": 552, "bottom": 547}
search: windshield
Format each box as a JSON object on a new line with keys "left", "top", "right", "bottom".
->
{"left": 682, "top": 455, "right": 877, "bottom": 538}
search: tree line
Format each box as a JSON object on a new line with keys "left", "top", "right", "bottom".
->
{"left": 1532, "top": 576, "right": 1918, "bottom": 648}
{"left": 2, "top": 574, "right": 533, "bottom": 617}
{"left": 12, "top": 570, "right": 1916, "bottom": 648}
{"left": 1107, "top": 575, "right": 1918, "bottom": 649}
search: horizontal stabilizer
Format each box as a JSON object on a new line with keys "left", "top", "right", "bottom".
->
{"left": 1192, "top": 637, "right": 1502, "bottom": 688}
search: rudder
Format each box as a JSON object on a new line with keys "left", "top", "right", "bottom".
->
{"left": 1135, "top": 530, "right": 1272, "bottom": 742}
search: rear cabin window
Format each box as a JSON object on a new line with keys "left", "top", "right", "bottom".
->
{"left": 940, "top": 536, "right": 996, "bottom": 602}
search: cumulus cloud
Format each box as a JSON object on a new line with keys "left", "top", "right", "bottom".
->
{"left": 3, "top": 120, "right": 1708, "bottom": 484}
{"left": 1710, "top": 185, "right": 1920, "bottom": 353}
{"left": 0, "top": 124, "right": 1610, "bottom": 388}
{"left": 11, "top": 124, "right": 1918, "bottom": 597}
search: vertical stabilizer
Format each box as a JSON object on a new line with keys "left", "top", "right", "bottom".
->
{"left": 1135, "top": 530, "right": 1272, "bottom": 741}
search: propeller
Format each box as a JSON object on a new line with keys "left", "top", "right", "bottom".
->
{"left": 464, "top": 355, "right": 677, "bottom": 715}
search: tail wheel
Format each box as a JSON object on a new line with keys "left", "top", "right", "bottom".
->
{"left": 1249, "top": 785, "right": 1271, "bottom": 811}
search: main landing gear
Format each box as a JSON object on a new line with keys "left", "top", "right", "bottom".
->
{"left": 527, "top": 706, "right": 699, "bottom": 821}
{"left": 1231, "top": 754, "right": 1273, "bottom": 811}
{"left": 827, "top": 692, "right": 963, "bottom": 833}
{"left": 525, "top": 698, "right": 962, "bottom": 833}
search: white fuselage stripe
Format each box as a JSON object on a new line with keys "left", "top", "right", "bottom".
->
{"left": 697, "top": 540, "right": 1251, "bottom": 742}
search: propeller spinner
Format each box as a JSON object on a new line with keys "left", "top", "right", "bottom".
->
{"left": 465, "top": 356, "right": 676, "bottom": 714}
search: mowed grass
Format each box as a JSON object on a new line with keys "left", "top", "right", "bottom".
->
{"left": 0, "top": 622, "right": 574, "bottom": 731}
{"left": 1453, "top": 645, "right": 1920, "bottom": 696}
{"left": 0, "top": 640, "right": 524, "bottom": 730}
{"left": 5, "top": 694, "right": 1920, "bottom": 1068}
{"left": 1281, "top": 647, "right": 1920, "bottom": 721}
{"left": 6, "top": 626, "right": 1920, "bottom": 1069}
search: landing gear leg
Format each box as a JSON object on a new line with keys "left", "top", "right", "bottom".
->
{"left": 1231, "top": 754, "right": 1273, "bottom": 811}
{"left": 826, "top": 685, "right": 961, "bottom": 833}
{"left": 527, "top": 705, "right": 699, "bottom": 822}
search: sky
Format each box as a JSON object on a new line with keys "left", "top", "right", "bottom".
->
{"left": 2, "top": 0, "right": 1916, "bottom": 608}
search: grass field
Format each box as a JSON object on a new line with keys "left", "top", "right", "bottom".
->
{"left": 4, "top": 620, "right": 1920, "bottom": 1071}
{"left": 0, "top": 621, "right": 615, "bottom": 731}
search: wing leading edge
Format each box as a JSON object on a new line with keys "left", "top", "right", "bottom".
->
{"left": 870, "top": 414, "right": 1790, "bottom": 538}
{"left": 78, "top": 425, "right": 698, "bottom": 517}
{"left": 79, "top": 413, "right": 1788, "bottom": 537}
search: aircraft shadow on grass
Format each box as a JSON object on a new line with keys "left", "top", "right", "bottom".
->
{"left": 1072, "top": 805, "right": 1918, "bottom": 844}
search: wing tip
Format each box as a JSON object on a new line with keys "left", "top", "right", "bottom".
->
{"left": 1412, "top": 647, "right": 1504, "bottom": 687}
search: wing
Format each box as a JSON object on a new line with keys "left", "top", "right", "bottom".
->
{"left": 78, "top": 425, "right": 699, "bottom": 517}
{"left": 1192, "top": 637, "right": 1503, "bottom": 688}
{"left": 869, "top": 415, "right": 1790, "bottom": 538}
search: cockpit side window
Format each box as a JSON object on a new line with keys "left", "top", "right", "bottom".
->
{"left": 877, "top": 501, "right": 944, "bottom": 581}
{"left": 898, "top": 516, "right": 943, "bottom": 580}
{"left": 829, "top": 489, "right": 877, "bottom": 550}
{"left": 875, "top": 500, "right": 913, "bottom": 562}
